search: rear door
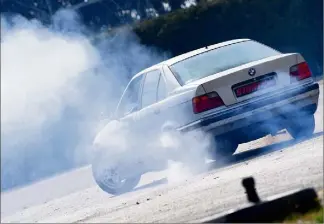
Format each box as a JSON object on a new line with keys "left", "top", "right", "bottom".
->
{"left": 115, "top": 74, "right": 144, "bottom": 130}
{"left": 136, "top": 69, "right": 168, "bottom": 137}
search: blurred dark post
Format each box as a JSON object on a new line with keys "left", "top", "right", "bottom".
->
{"left": 242, "top": 177, "right": 261, "bottom": 204}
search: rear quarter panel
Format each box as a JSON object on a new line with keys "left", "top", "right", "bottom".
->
{"left": 156, "top": 87, "right": 199, "bottom": 130}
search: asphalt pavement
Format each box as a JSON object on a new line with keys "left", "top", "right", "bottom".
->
{"left": 1, "top": 80, "right": 323, "bottom": 223}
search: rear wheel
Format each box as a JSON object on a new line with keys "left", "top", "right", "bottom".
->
{"left": 207, "top": 137, "right": 239, "bottom": 161}
{"left": 91, "top": 154, "right": 141, "bottom": 195}
{"left": 286, "top": 114, "right": 315, "bottom": 140}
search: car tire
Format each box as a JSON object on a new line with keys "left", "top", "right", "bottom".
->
{"left": 286, "top": 114, "right": 315, "bottom": 140}
{"left": 91, "top": 154, "right": 141, "bottom": 195}
{"left": 208, "top": 137, "right": 238, "bottom": 161}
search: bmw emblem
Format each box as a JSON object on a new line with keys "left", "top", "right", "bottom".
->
{"left": 248, "top": 68, "right": 256, "bottom": 76}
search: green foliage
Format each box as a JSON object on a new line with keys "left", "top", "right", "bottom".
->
{"left": 1, "top": 0, "right": 194, "bottom": 28}
{"left": 133, "top": 0, "right": 323, "bottom": 75}
{"left": 282, "top": 206, "right": 324, "bottom": 223}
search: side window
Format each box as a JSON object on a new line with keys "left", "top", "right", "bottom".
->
{"left": 141, "top": 70, "right": 160, "bottom": 108}
{"left": 116, "top": 75, "right": 143, "bottom": 117}
{"left": 157, "top": 75, "right": 167, "bottom": 101}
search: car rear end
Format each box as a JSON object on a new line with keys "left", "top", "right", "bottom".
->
{"left": 171, "top": 39, "right": 320, "bottom": 143}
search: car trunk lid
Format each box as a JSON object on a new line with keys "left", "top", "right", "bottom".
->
{"left": 195, "top": 53, "right": 300, "bottom": 106}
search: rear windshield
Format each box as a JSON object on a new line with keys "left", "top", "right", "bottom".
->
{"left": 169, "top": 40, "right": 281, "bottom": 85}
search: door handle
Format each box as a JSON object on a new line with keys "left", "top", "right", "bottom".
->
{"left": 154, "top": 109, "right": 160, "bottom": 114}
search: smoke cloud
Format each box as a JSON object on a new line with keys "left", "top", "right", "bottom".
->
{"left": 4, "top": 8, "right": 307, "bottom": 195}
{"left": 0, "top": 10, "right": 171, "bottom": 191}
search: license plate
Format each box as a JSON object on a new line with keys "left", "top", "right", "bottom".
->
{"left": 234, "top": 76, "right": 276, "bottom": 97}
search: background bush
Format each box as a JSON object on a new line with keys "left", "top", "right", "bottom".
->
{"left": 133, "top": 0, "right": 323, "bottom": 76}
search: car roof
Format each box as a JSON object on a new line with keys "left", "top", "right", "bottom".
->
{"left": 131, "top": 38, "right": 251, "bottom": 80}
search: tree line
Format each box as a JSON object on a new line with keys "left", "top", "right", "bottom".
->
{"left": 1, "top": 0, "right": 322, "bottom": 73}
{"left": 133, "top": 0, "right": 323, "bottom": 76}
{"left": 1, "top": 0, "right": 199, "bottom": 28}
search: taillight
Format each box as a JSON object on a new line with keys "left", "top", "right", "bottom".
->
{"left": 192, "top": 92, "right": 224, "bottom": 114}
{"left": 290, "top": 62, "right": 312, "bottom": 82}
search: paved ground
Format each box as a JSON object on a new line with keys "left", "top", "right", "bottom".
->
{"left": 1, "top": 80, "right": 323, "bottom": 223}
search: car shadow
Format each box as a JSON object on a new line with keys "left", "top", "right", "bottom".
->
{"left": 131, "top": 131, "right": 323, "bottom": 193}
{"left": 207, "top": 131, "right": 323, "bottom": 171}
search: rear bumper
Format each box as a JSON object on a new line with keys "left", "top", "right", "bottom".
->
{"left": 177, "top": 82, "right": 320, "bottom": 137}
